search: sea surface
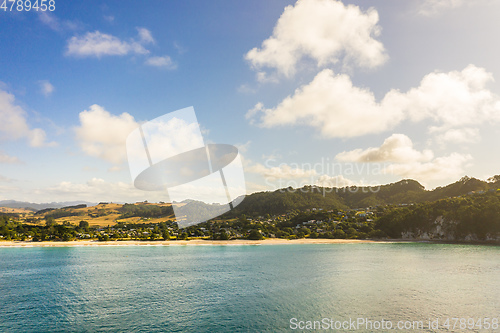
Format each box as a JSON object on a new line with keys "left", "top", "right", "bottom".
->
{"left": 0, "top": 243, "right": 498, "bottom": 332}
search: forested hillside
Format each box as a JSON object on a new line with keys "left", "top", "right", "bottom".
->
{"left": 228, "top": 176, "right": 500, "bottom": 217}
{"left": 376, "top": 191, "right": 500, "bottom": 241}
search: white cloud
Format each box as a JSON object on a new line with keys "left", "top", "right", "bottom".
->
{"left": 29, "top": 128, "right": 57, "bottom": 148}
{"left": 395, "top": 65, "right": 500, "bottom": 130}
{"left": 246, "top": 162, "right": 317, "bottom": 180}
{"left": 337, "top": 134, "right": 472, "bottom": 184}
{"left": 433, "top": 127, "right": 481, "bottom": 145}
{"left": 0, "top": 90, "right": 30, "bottom": 141}
{"left": 245, "top": 181, "right": 270, "bottom": 194}
{"left": 386, "top": 153, "right": 472, "bottom": 183}
{"left": 0, "top": 178, "right": 168, "bottom": 203}
{"left": 38, "top": 80, "right": 54, "bottom": 97}
{"left": 336, "top": 134, "right": 433, "bottom": 163}
{"left": 315, "top": 174, "right": 354, "bottom": 187}
{"left": 137, "top": 116, "right": 204, "bottom": 166}
{"left": 237, "top": 84, "right": 257, "bottom": 94}
{"left": 0, "top": 151, "right": 21, "bottom": 164}
{"left": 0, "top": 89, "right": 55, "bottom": 147}
{"left": 38, "top": 11, "right": 59, "bottom": 30}
{"left": 262, "top": 153, "right": 282, "bottom": 160}
{"left": 247, "top": 69, "right": 404, "bottom": 138}
{"left": 245, "top": 0, "right": 387, "bottom": 78}
{"left": 65, "top": 30, "right": 150, "bottom": 58}
{"left": 75, "top": 104, "right": 139, "bottom": 164}
{"left": 108, "top": 166, "right": 122, "bottom": 173}
{"left": 137, "top": 27, "right": 155, "bottom": 44}
{"left": 173, "top": 42, "right": 187, "bottom": 54}
{"left": 419, "top": 0, "right": 464, "bottom": 16}
{"left": 38, "top": 12, "right": 81, "bottom": 31}
{"left": 103, "top": 15, "right": 115, "bottom": 23}
{"left": 145, "top": 56, "right": 176, "bottom": 69}
{"left": 255, "top": 71, "right": 279, "bottom": 83}
{"left": 245, "top": 102, "right": 264, "bottom": 125}
{"left": 248, "top": 65, "right": 500, "bottom": 142}
{"left": 235, "top": 141, "right": 251, "bottom": 153}
{"left": 40, "top": 178, "right": 165, "bottom": 203}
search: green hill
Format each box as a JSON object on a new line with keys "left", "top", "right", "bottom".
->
{"left": 229, "top": 175, "right": 500, "bottom": 217}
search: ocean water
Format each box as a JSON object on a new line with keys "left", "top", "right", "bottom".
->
{"left": 0, "top": 243, "right": 498, "bottom": 332}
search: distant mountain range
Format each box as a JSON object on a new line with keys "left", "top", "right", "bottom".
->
{"left": 0, "top": 200, "right": 98, "bottom": 211}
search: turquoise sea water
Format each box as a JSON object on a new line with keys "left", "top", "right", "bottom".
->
{"left": 0, "top": 243, "right": 498, "bottom": 332}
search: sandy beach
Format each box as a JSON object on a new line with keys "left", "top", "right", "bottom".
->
{"left": 0, "top": 238, "right": 381, "bottom": 247}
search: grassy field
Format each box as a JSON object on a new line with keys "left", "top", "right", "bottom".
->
{"left": 1, "top": 202, "right": 177, "bottom": 227}
{"left": 0, "top": 207, "right": 34, "bottom": 214}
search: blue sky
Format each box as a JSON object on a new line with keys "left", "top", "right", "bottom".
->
{"left": 1, "top": 0, "right": 500, "bottom": 203}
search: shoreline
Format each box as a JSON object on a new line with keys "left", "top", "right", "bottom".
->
{"left": 0, "top": 238, "right": 395, "bottom": 247}
{"left": 2, "top": 238, "right": 496, "bottom": 247}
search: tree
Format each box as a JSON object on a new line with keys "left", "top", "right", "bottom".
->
{"left": 248, "top": 229, "right": 263, "bottom": 240}
{"left": 98, "top": 234, "right": 110, "bottom": 241}
{"left": 488, "top": 175, "right": 500, "bottom": 183}
{"left": 299, "top": 227, "right": 311, "bottom": 235}
{"left": 62, "top": 233, "right": 73, "bottom": 241}
{"left": 162, "top": 230, "right": 171, "bottom": 240}
{"left": 45, "top": 216, "right": 56, "bottom": 227}
{"left": 333, "top": 229, "right": 346, "bottom": 239}
{"left": 79, "top": 220, "right": 89, "bottom": 229}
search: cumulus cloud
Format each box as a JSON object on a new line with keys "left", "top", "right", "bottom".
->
{"left": 38, "top": 80, "right": 54, "bottom": 97}
{"left": 395, "top": 65, "right": 500, "bottom": 130}
{"left": 0, "top": 89, "right": 55, "bottom": 147}
{"left": 337, "top": 134, "right": 472, "bottom": 184}
{"left": 145, "top": 56, "right": 176, "bottom": 69}
{"left": 246, "top": 69, "right": 404, "bottom": 138}
{"left": 75, "top": 104, "right": 139, "bottom": 164}
{"left": 248, "top": 65, "right": 500, "bottom": 142}
{"left": 65, "top": 30, "right": 151, "bottom": 58}
{"left": 336, "top": 134, "right": 433, "bottom": 163}
{"left": 29, "top": 128, "right": 54, "bottom": 148}
{"left": 245, "top": 0, "right": 387, "bottom": 78}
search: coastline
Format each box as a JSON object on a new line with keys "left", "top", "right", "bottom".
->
{"left": 1, "top": 238, "right": 497, "bottom": 248}
{"left": 0, "top": 238, "right": 382, "bottom": 247}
